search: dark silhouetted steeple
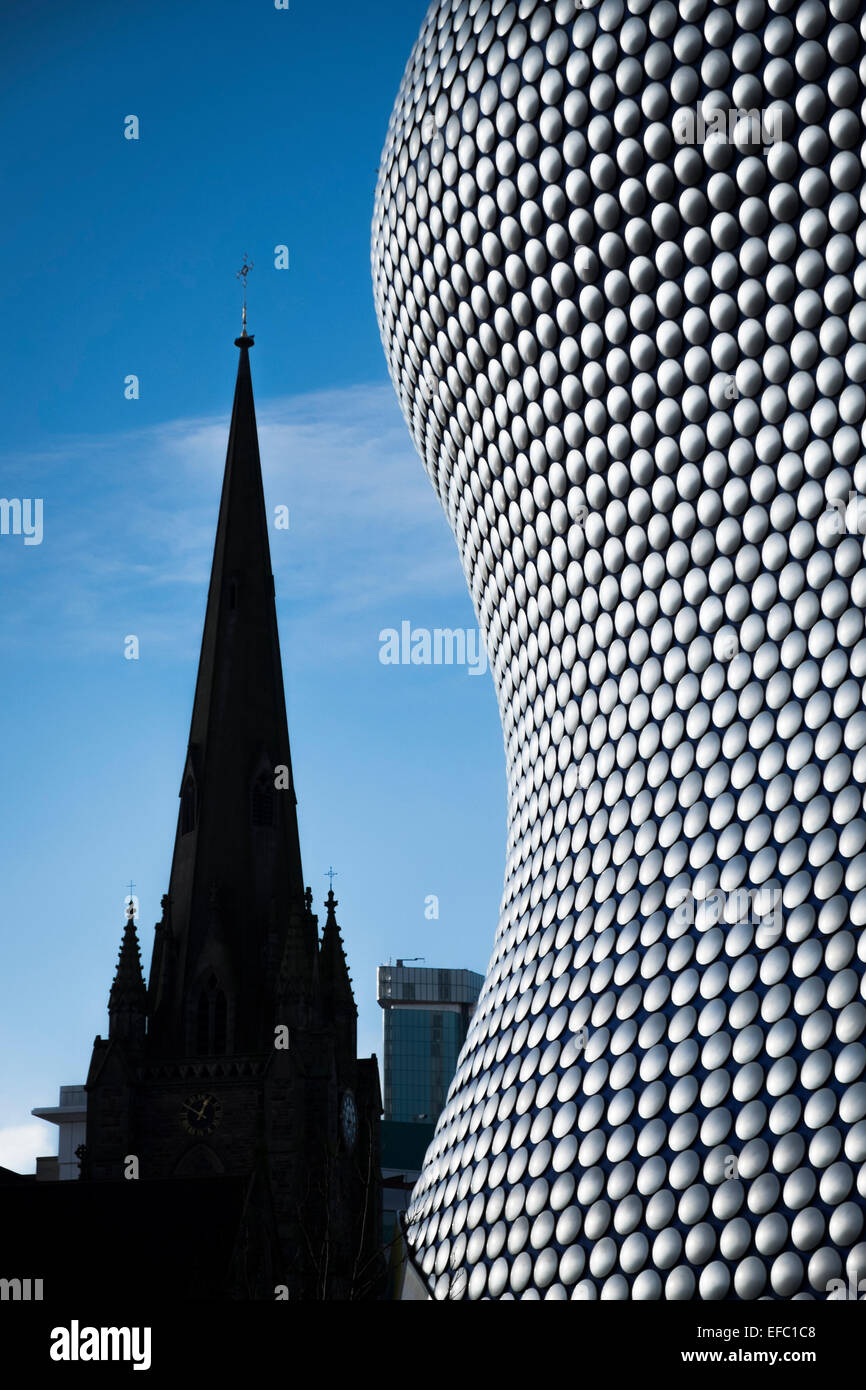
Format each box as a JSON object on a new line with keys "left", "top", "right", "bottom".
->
{"left": 148, "top": 331, "right": 306, "bottom": 1055}
{"left": 108, "top": 904, "right": 147, "bottom": 1046}
{"left": 319, "top": 888, "right": 357, "bottom": 1065}
{"left": 319, "top": 890, "right": 353, "bottom": 997}
{"left": 85, "top": 327, "right": 382, "bottom": 1299}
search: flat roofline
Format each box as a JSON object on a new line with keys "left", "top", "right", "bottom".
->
{"left": 378, "top": 964, "right": 484, "bottom": 975}
{"left": 32, "top": 1106, "right": 87, "bottom": 1124}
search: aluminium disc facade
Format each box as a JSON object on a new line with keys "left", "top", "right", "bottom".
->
{"left": 371, "top": 0, "right": 866, "bottom": 1300}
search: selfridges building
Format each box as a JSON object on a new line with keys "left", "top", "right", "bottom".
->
{"left": 371, "top": 0, "right": 866, "bottom": 1300}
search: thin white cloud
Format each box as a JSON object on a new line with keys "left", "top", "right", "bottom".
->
{"left": 0, "top": 1121, "right": 50, "bottom": 1175}
{"left": 0, "top": 380, "right": 469, "bottom": 663}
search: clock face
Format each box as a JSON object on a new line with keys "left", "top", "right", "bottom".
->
{"left": 340, "top": 1091, "right": 358, "bottom": 1152}
{"left": 181, "top": 1093, "right": 222, "bottom": 1137}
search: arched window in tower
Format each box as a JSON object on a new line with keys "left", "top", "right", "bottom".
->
{"left": 195, "top": 990, "right": 210, "bottom": 1054}
{"left": 213, "top": 991, "right": 227, "bottom": 1055}
{"left": 181, "top": 777, "right": 197, "bottom": 836}
{"left": 251, "top": 775, "right": 275, "bottom": 828}
{"left": 194, "top": 974, "right": 230, "bottom": 1056}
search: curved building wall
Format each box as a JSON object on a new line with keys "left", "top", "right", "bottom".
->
{"left": 372, "top": 0, "right": 866, "bottom": 1300}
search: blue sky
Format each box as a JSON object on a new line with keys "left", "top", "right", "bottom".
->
{"left": 0, "top": 0, "right": 506, "bottom": 1172}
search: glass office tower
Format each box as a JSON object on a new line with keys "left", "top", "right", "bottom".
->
{"left": 377, "top": 964, "right": 484, "bottom": 1124}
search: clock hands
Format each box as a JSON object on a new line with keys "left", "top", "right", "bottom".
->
{"left": 181, "top": 1097, "right": 213, "bottom": 1123}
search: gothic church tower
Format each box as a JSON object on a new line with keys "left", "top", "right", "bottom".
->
{"left": 85, "top": 329, "right": 382, "bottom": 1300}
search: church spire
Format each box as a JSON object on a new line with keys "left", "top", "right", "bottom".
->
{"left": 108, "top": 901, "right": 147, "bottom": 1045}
{"left": 148, "top": 329, "right": 306, "bottom": 1055}
{"left": 320, "top": 889, "right": 351, "bottom": 987}
{"left": 319, "top": 888, "right": 357, "bottom": 1065}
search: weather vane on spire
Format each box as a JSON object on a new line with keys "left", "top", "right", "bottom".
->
{"left": 236, "top": 254, "right": 254, "bottom": 335}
